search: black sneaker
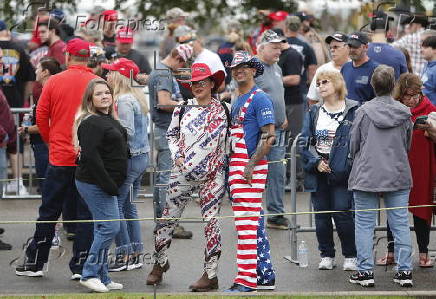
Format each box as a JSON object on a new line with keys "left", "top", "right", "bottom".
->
{"left": 349, "top": 271, "right": 374, "bottom": 287}
{"left": 108, "top": 259, "right": 128, "bottom": 272}
{"left": 393, "top": 271, "right": 413, "bottom": 287}
{"left": 267, "top": 216, "right": 289, "bottom": 230}
{"left": 257, "top": 279, "right": 275, "bottom": 290}
{"left": 66, "top": 232, "right": 76, "bottom": 241}
{"left": 15, "top": 264, "right": 44, "bottom": 277}
{"left": 127, "top": 255, "right": 143, "bottom": 271}
{"left": 0, "top": 239, "right": 12, "bottom": 250}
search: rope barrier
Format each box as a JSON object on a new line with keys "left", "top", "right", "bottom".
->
{"left": 0, "top": 158, "right": 290, "bottom": 182}
{"left": 0, "top": 204, "right": 434, "bottom": 225}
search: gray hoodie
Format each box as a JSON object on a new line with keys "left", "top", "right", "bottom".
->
{"left": 348, "top": 96, "right": 413, "bottom": 192}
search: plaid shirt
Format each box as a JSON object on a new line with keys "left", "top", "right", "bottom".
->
{"left": 393, "top": 28, "right": 426, "bottom": 76}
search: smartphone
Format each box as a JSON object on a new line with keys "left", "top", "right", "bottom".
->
{"left": 414, "top": 115, "right": 428, "bottom": 129}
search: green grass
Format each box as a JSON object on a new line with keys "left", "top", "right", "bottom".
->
{"left": 0, "top": 295, "right": 422, "bottom": 299}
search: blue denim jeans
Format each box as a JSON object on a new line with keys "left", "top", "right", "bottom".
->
{"left": 354, "top": 189, "right": 412, "bottom": 272}
{"left": 31, "top": 142, "right": 49, "bottom": 191}
{"left": 114, "top": 152, "right": 149, "bottom": 256}
{"left": 311, "top": 175, "right": 356, "bottom": 258}
{"left": 25, "top": 165, "right": 93, "bottom": 274}
{"left": 265, "top": 129, "right": 286, "bottom": 218}
{"left": 76, "top": 180, "right": 120, "bottom": 284}
{"left": 153, "top": 126, "right": 171, "bottom": 218}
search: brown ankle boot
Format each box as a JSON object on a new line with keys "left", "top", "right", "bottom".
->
{"left": 146, "top": 261, "right": 170, "bottom": 285}
{"left": 189, "top": 272, "right": 218, "bottom": 292}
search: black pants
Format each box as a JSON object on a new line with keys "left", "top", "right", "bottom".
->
{"left": 25, "top": 165, "right": 93, "bottom": 273}
{"left": 387, "top": 215, "right": 430, "bottom": 253}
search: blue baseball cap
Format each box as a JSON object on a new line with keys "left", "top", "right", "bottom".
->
{"left": 0, "top": 20, "right": 7, "bottom": 31}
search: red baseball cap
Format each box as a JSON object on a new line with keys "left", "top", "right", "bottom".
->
{"left": 178, "top": 63, "right": 225, "bottom": 93}
{"left": 65, "top": 38, "right": 91, "bottom": 57}
{"left": 101, "top": 58, "right": 139, "bottom": 79}
{"left": 269, "top": 11, "right": 289, "bottom": 22}
{"left": 116, "top": 27, "right": 134, "bottom": 44}
{"left": 101, "top": 10, "right": 118, "bottom": 22}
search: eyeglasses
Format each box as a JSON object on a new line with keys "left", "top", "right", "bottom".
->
{"left": 191, "top": 79, "right": 209, "bottom": 87}
{"left": 231, "top": 64, "right": 251, "bottom": 71}
{"left": 329, "top": 44, "right": 346, "bottom": 51}
{"left": 316, "top": 79, "right": 330, "bottom": 87}
{"left": 402, "top": 93, "right": 421, "bottom": 101}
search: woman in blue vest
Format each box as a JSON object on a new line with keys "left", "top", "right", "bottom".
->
{"left": 299, "top": 70, "right": 358, "bottom": 271}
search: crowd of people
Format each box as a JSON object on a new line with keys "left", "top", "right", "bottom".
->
{"left": 0, "top": 5, "right": 435, "bottom": 293}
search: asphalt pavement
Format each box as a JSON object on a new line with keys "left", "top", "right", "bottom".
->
{"left": 1, "top": 191, "right": 436, "bottom": 296}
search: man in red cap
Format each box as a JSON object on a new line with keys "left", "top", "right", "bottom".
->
{"left": 269, "top": 11, "right": 288, "bottom": 34}
{"left": 101, "top": 10, "right": 118, "bottom": 48}
{"left": 146, "top": 63, "right": 228, "bottom": 292}
{"left": 15, "top": 38, "right": 98, "bottom": 279}
{"left": 104, "top": 27, "right": 151, "bottom": 75}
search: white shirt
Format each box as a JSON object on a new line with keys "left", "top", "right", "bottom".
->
{"left": 315, "top": 104, "right": 345, "bottom": 155}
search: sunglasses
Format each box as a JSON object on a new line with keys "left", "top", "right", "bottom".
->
{"left": 329, "top": 44, "right": 346, "bottom": 51}
{"left": 316, "top": 79, "right": 330, "bottom": 87}
{"left": 190, "top": 79, "right": 210, "bottom": 87}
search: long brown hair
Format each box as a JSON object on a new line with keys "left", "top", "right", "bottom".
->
{"left": 72, "top": 79, "right": 115, "bottom": 149}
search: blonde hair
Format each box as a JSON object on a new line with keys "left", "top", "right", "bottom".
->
{"left": 110, "top": 71, "right": 149, "bottom": 114}
{"left": 73, "top": 79, "right": 115, "bottom": 149}
{"left": 316, "top": 71, "right": 348, "bottom": 101}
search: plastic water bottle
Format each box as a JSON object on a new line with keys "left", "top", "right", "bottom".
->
{"left": 298, "top": 240, "right": 308, "bottom": 268}
{"left": 22, "top": 113, "right": 32, "bottom": 127}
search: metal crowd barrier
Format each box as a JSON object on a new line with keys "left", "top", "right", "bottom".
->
{"left": 284, "top": 133, "right": 436, "bottom": 265}
{"left": 2, "top": 108, "right": 157, "bottom": 200}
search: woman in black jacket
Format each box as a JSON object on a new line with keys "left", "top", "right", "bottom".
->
{"left": 299, "top": 71, "right": 358, "bottom": 271}
{"left": 73, "top": 78, "right": 128, "bottom": 293}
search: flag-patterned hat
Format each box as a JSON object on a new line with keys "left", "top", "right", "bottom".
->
{"left": 228, "top": 51, "right": 264, "bottom": 78}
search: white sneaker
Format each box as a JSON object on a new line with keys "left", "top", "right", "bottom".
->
{"left": 51, "top": 232, "right": 61, "bottom": 249}
{"left": 343, "top": 257, "right": 358, "bottom": 271}
{"left": 80, "top": 278, "right": 109, "bottom": 293}
{"left": 106, "top": 281, "right": 123, "bottom": 290}
{"left": 318, "top": 257, "right": 336, "bottom": 270}
{"left": 18, "top": 183, "right": 29, "bottom": 196}
{"left": 5, "top": 179, "right": 29, "bottom": 195}
{"left": 71, "top": 273, "right": 82, "bottom": 280}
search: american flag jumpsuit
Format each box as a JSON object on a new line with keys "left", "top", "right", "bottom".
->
{"left": 229, "top": 89, "right": 275, "bottom": 289}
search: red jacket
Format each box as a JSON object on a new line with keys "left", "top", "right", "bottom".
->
{"left": 37, "top": 64, "right": 98, "bottom": 166}
{"left": 408, "top": 96, "right": 436, "bottom": 223}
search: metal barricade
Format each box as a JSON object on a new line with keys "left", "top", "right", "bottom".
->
{"left": 284, "top": 133, "right": 436, "bottom": 265}
{"left": 2, "top": 108, "right": 40, "bottom": 199}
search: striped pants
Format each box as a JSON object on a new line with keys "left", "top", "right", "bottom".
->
{"left": 229, "top": 159, "right": 275, "bottom": 288}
